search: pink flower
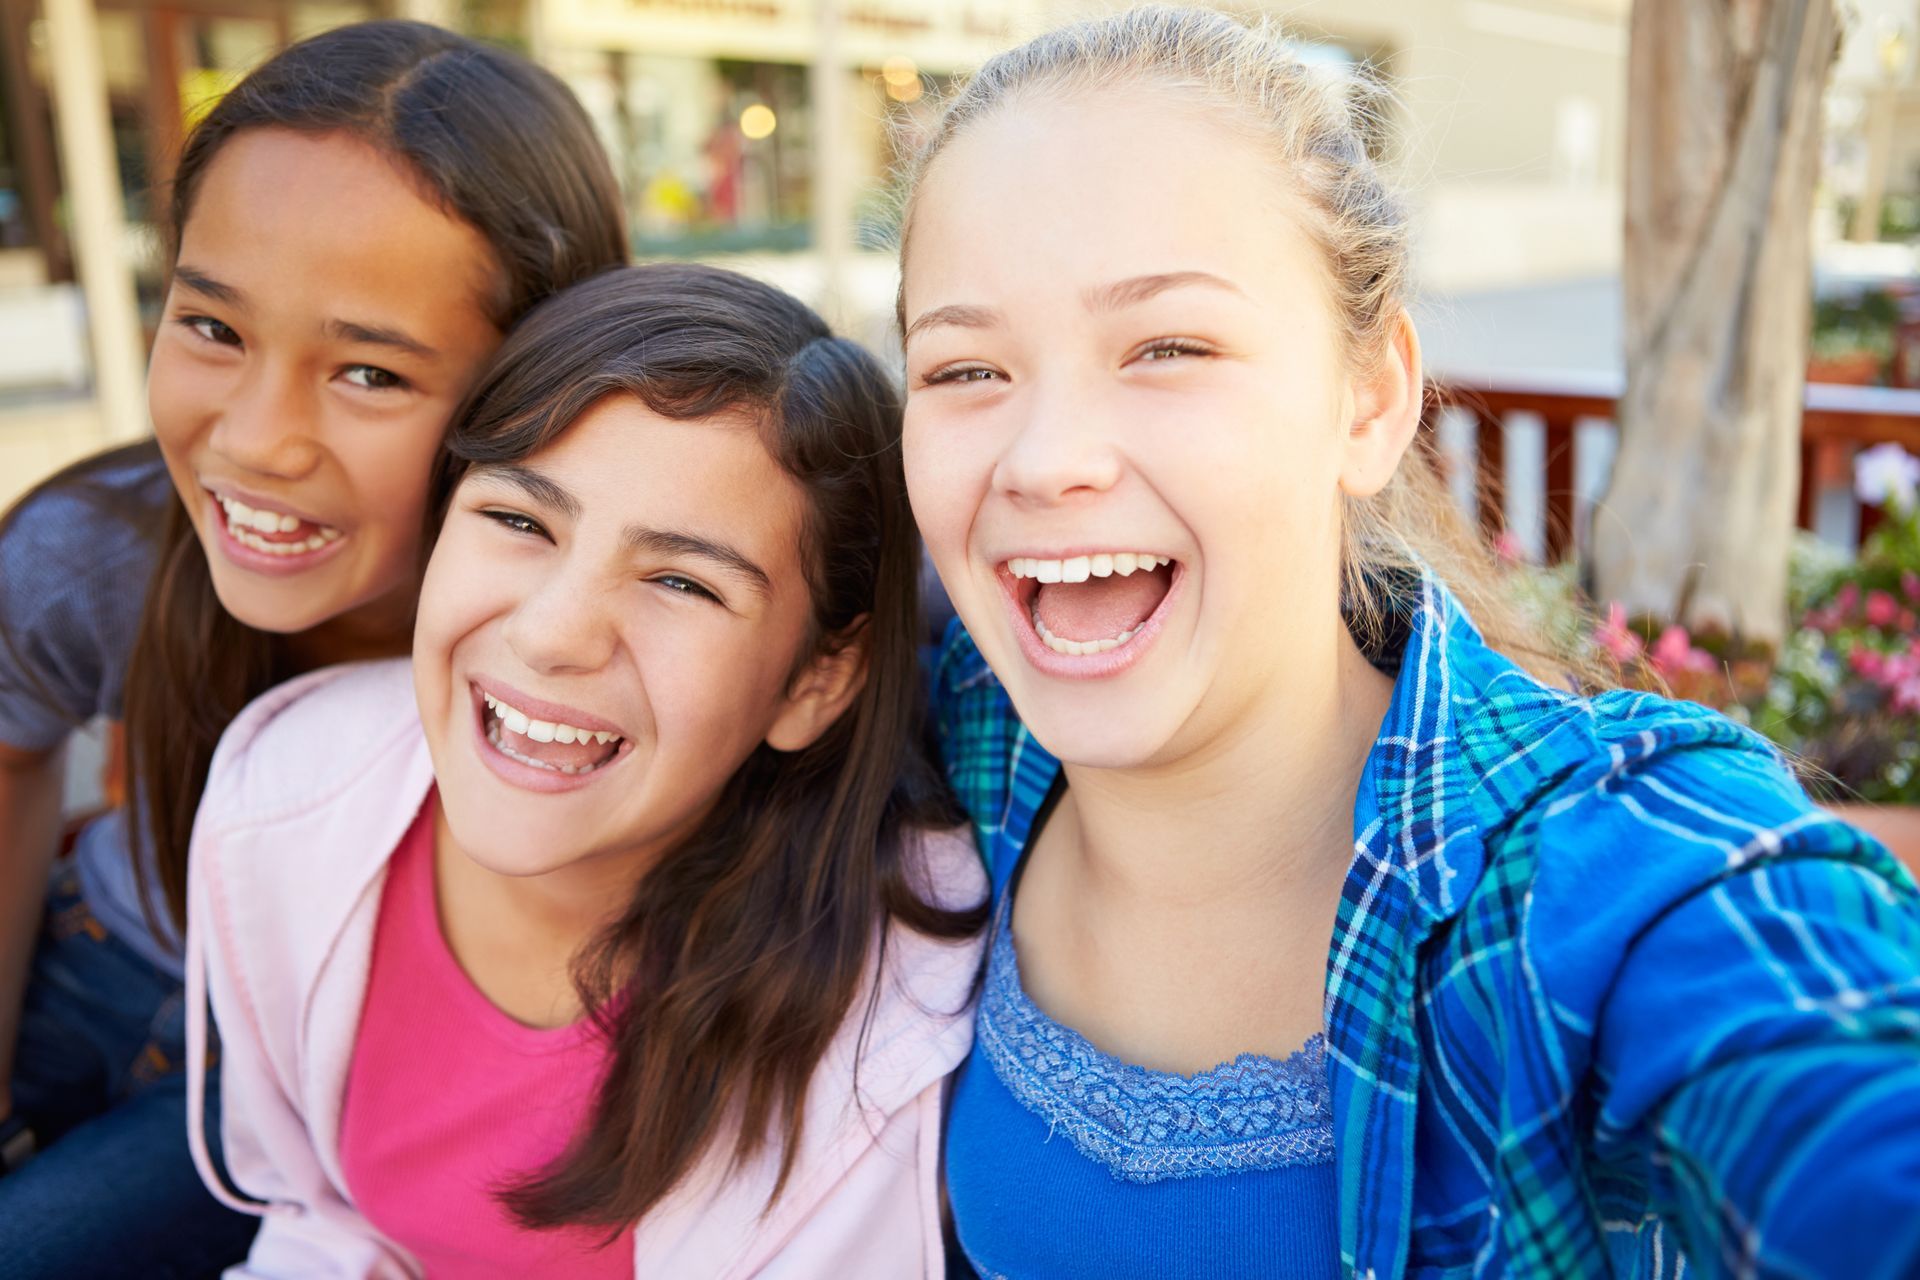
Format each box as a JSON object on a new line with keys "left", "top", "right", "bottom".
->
{"left": 1835, "top": 582, "right": 1862, "bottom": 621}
{"left": 1851, "top": 647, "right": 1887, "bottom": 681}
{"left": 1650, "top": 625, "right": 1715, "bottom": 676}
{"left": 1891, "top": 675, "right": 1920, "bottom": 716}
{"left": 1866, "top": 590, "right": 1902, "bottom": 629}
{"left": 1595, "top": 603, "right": 1644, "bottom": 664}
{"left": 1903, "top": 570, "right": 1920, "bottom": 606}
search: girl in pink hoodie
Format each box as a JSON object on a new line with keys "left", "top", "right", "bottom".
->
{"left": 186, "top": 264, "right": 988, "bottom": 1278}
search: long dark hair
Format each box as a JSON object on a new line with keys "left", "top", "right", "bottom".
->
{"left": 113, "top": 21, "right": 629, "bottom": 930}
{"left": 432, "top": 263, "right": 984, "bottom": 1232}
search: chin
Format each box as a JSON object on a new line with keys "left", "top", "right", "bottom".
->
{"left": 1010, "top": 687, "right": 1184, "bottom": 772}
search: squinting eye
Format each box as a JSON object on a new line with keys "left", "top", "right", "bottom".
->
{"left": 1139, "top": 340, "right": 1210, "bottom": 362}
{"left": 180, "top": 316, "right": 240, "bottom": 347}
{"left": 480, "top": 509, "right": 545, "bottom": 538}
{"left": 924, "top": 365, "right": 1002, "bottom": 387}
{"left": 653, "top": 574, "right": 719, "bottom": 603}
{"left": 343, "top": 365, "right": 407, "bottom": 392}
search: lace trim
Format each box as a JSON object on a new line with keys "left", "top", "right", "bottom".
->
{"left": 978, "top": 899, "right": 1335, "bottom": 1184}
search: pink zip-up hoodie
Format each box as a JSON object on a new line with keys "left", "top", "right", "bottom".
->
{"left": 184, "top": 659, "right": 987, "bottom": 1279}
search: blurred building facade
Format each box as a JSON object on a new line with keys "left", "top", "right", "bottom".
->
{"left": 1, "top": 0, "right": 1910, "bottom": 509}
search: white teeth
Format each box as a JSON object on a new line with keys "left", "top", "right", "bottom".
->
{"left": 1006, "top": 552, "right": 1171, "bottom": 582}
{"left": 218, "top": 494, "right": 343, "bottom": 550}
{"left": 478, "top": 687, "right": 623, "bottom": 762}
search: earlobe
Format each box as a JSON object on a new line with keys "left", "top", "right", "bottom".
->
{"left": 764, "top": 621, "right": 870, "bottom": 753}
{"left": 1338, "top": 310, "right": 1424, "bottom": 500}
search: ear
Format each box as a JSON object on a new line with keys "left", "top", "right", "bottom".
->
{"left": 764, "top": 618, "right": 870, "bottom": 753}
{"left": 1339, "top": 308, "right": 1424, "bottom": 500}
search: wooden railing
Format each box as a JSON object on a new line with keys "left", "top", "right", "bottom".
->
{"left": 1424, "top": 370, "right": 1920, "bottom": 561}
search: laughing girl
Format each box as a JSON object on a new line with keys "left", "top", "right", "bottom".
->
{"left": 897, "top": 8, "right": 1920, "bottom": 1278}
{"left": 186, "top": 265, "right": 986, "bottom": 1278}
{"left": 0, "top": 22, "right": 623, "bottom": 1275}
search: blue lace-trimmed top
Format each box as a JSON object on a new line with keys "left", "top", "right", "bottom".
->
{"left": 946, "top": 780, "right": 1350, "bottom": 1279}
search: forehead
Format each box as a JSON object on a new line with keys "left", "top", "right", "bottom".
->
{"left": 516, "top": 395, "right": 808, "bottom": 569}
{"left": 903, "top": 89, "right": 1331, "bottom": 320}
{"left": 178, "top": 128, "right": 502, "bottom": 333}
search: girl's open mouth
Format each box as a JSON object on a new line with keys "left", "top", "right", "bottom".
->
{"left": 999, "top": 551, "right": 1184, "bottom": 676}
{"left": 207, "top": 489, "right": 347, "bottom": 574}
{"left": 471, "top": 680, "right": 633, "bottom": 788}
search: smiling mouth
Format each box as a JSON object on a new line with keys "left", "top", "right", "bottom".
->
{"left": 479, "top": 687, "right": 629, "bottom": 777}
{"left": 211, "top": 491, "right": 344, "bottom": 556}
{"left": 1005, "top": 552, "right": 1177, "bottom": 656}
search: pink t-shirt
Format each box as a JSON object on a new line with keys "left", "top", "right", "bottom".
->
{"left": 339, "top": 796, "right": 634, "bottom": 1278}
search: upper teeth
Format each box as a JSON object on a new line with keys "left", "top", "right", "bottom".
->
{"left": 1007, "top": 554, "right": 1171, "bottom": 583}
{"left": 483, "top": 691, "right": 618, "bottom": 747}
{"left": 220, "top": 494, "right": 305, "bottom": 534}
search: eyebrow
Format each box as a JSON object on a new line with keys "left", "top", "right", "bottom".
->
{"left": 902, "top": 303, "right": 1003, "bottom": 344}
{"left": 470, "top": 463, "right": 774, "bottom": 600}
{"left": 903, "top": 271, "right": 1244, "bottom": 344}
{"left": 471, "top": 463, "right": 579, "bottom": 519}
{"left": 1085, "top": 271, "right": 1245, "bottom": 312}
{"left": 171, "top": 266, "right": 243, "bottom": 308}
{"left": 326, "top": 318, "right": 438, "bottom": 361}
{"left": 623, "top": 526, "right": 773, "bottom": 600}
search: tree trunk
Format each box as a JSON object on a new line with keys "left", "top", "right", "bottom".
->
{"left": 1591, "top": 0, "right": 1838, "bottom": 651}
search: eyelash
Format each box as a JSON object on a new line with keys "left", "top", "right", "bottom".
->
{"left": 479, "top": 511, "right": 722, "bottom": 604}
{"left": 174, "top": 315, "right": 409, "bottom": 392}
{"left": 652, "top": 574, "right": 720, "bottom": 604}
{"left": 919, "top": 338, "right": 1216, "bottom": 387}
{"left": 1135, "top": 337, "right": 1215, "bottom": 362}
{"left": 177, "top": 314, "right": 239, "bottom": 347}
{"left": 480, "top": 508, "right": 548, "bottom": 539}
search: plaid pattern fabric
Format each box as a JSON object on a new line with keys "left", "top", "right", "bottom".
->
{"left": 933, "top": 575, "right": 1920, "bottom": 1279}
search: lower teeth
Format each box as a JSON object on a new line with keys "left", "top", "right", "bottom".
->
{"left": 1031, "top": 609, "right": 1140, "bottom": 657}
{"left": 486, "top": 719, "right": 610, "bottom": 776}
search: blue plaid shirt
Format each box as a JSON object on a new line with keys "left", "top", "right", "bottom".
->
{"left": 932, "top": 575, "right": 1920, "bottom": 1279}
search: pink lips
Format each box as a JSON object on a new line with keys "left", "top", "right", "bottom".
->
{"left": 204, "top": 491, "right": 348, "bottom": 577}
{"left": 466, "top": 679, "right": 632, "bottom": 795}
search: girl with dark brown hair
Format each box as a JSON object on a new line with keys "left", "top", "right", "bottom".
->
{"left": 186, "top": 263, "right": 986, "bottom": 1277}
{"left": 0, "top": 21, "right": 624, "bottom": 1273}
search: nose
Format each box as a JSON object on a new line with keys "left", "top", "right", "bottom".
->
{"left": 206, "top": 360, "right": 325, "bottom": 480}
{"left": 501, "top": 558, "right": 619, "bottom": 677}
{"left": 990, "top": 376, "right": 1123, "bottom": 507}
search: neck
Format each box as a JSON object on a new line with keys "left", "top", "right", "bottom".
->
{"left": 430, "top": 804, "right": 666, "bottom": 1028}
{"left": 1058, "top": 620, "right": 1395, "bottom": 912}
{"left": 281, "top": 579, "right": 419, "bottom": 674}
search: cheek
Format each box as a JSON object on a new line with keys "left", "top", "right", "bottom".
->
{"left": 145, "top": 344, "right": 217, "bottom": 459}
{"left": 902, "top": 412, "right": 980, "bottom": 562}
{"left": 337, "top": 415, "right": 447, "bottom": 548}
{"left": 414, "top": 529, "right": 508, "bottom": 669}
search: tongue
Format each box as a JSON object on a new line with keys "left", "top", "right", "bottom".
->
{"left": 1034, "top": 565, "right": 1171, "bottom": 642}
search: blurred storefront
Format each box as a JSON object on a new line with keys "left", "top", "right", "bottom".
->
{"left": 536, "top": 0, "right": 1036, "bottom": 256}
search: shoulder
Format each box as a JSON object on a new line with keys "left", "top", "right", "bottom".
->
{"left": 202, "top": 658, "right": 425, "bottom": 838}
{"left": 1, "top": 442, "right": 170, "bottom": 582}
{"left": 0, "top": 445, "right": 171, "bottom": 741}
{"left": 834, "top": 824, "right": 987, "bottom": 1111}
